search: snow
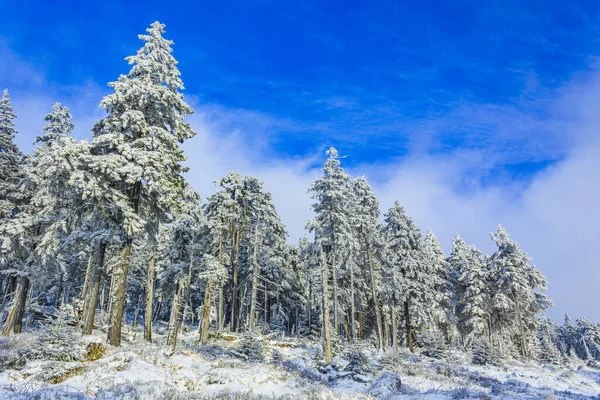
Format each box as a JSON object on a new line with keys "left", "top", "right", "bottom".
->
{"left": 2, "top": 331, "right": 599, "bottom": 399}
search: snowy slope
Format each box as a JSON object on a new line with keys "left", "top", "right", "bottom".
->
{"left": 1, "top": 331, "right": 599, "bottom": 399}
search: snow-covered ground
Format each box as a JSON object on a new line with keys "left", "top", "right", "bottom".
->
{"left": 1, "top": 329, "right": 599, "bottom": 399}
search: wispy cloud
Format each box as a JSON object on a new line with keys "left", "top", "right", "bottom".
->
{"left": 0, "top": 40, "right": 46, "bottom": 88}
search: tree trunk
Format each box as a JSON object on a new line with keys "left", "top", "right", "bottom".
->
{"left": 154, "top": 295, "right": 162, "bottom": 322}
{"left": 367, "top": 245, "right": 383, "bottom": 351}
{"left": 107, "top": 242, "right": 132, "bottom": 346}
{"left": 349, "top": 259, "right": 356, "bottom": 343}
{"left": 581, "top": 334, "right": 592, "bottom": 361}
{"left": 1, "top": 294, "right": 19, "bottom": 336}
{"left": 404, "top": 299, "right": 414, "bottom": 352}
{"left": 320, "top": 244, "right": 333, "bottom": 363}
{"left": 56, "top": 271, "right": 67, "bottom": 308}
{"left": 200, "top": 280, "right": 213, "bottom": 344}
{"left": 383, "top": 309, "right": 389, "bottom": 349}
{"left": 391, "top": 298, "right": 398, "bottom": 351}
{"left": 13, "top": 276, "right": 30, "bottom": 334}
{"left": 343, "top": 315, "right": 350, "bottom": 341}
{"left": 294, "top": 307, "right": 299, "bottom": 336}
{"left": 132, "top": 294, "right": 142, "bottom": 339}
{"left": 182, "top": 284, "right": 191, "bottom": 333}
{"left": 488, "top": 315, "right": 494, "bottom": 347}
{"left": 0, "top": 276, "right": 16, "bottom": 315}
{"left": 99, "top": 282, "right": 106, "bottom": 313}
{"left": 264, "top": 281, "right": 268, "bottom": 324}
{"left": 230, "top": 226, "right": 239, "bottom": 332}
{"left": 217, "top": 231, "right": 224, "bottom": 337}
{"left": 307, "top": 277, "right": 312, "bottom": 333}
{"left": 144, "top": 253, "right": 155, "bottom": 342}
{"left": 358, "top": 311, "right": 363, "bottom": 340}
{"left": 332, "top": 254, "right": 339, "bottom": 337}
{"left": 265, "top": 293, "right": 271, "bottom": 324}
{"left": 182, "top": 234, "right": 195, "bottom": 332}
{"left": 249, "top": 225, "right": 260, "bottom": 331}
{"left": 218, "top": 285, "right": 224, "bottom": 336}
{"left": 513, "top": 291, "right": 527, "bottom": 358}
{"left": 238, "top": 285, "right": 247, "bottom": 329}
{"left": 168, "top": 281, "right": 184, "bottom": 355}
{"left": 80, "top": 252, "right": 94, "bottom": 322}
{"left": 2, "top": 276, "right": 26, "bottom": 336}
{"left": 106, "top": 270, "right": 115, "bottom": 322}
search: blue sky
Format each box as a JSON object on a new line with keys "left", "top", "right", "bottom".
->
{"left": 3, "top": 0, "right": 599, "bottom": 165}
{"left": 1, "top": 0, "right": 600, "bottom": 320}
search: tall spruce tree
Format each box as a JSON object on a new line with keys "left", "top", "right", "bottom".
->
{"left": 162, "top": 185, "right": 201, "bottom": 353}
{"left": 538, "top": 317, "right": 563, "bottom": 366}
{"left": 423, "top": 229, "right": 455, "bottom": 342}
{"left": 86, "top": 21, "right": 196, "bottom": 346}
{"left": 36, "top": 102, "right": 75, "bottom": 144}
{"left": 201, "top": 183, "right": 234, "bottom": 337}
{"left": 381, "top": 201, "right": 433, "bottom": 352}
{"left": 351, "top": 177, "right": 383, "bottom": 350}
{"left": 198, "top": 254, "right": 227, "bottom": 343}
{"left": 0, "top": 89, "right": 22, "bottom": 220}
{"left": 307, "top": 147, "right": 353, "bottom": 361}
{"left": 0, "top": 94, "right": 38, "bottom": 335}
{"left": 248, "top": 186, "right": 291, "bottom": 332}
{"left": 0, "top": 89, "right": 24, "bottom": 327}
{"left": 489, "top": 226, "right": 551, "bottom": 358}
{"left": 454, "top": 241, "right": 491, "bottom": 347}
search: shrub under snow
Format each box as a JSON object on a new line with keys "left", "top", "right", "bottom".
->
{"left": 0, "top": 336, "right": 29, "bottom": 371}
{"left": 343, "top": 349, "right": 372, "bottom": 382}
{"left": 27, "top": 318, "right": 85, "bottom": 362}
{"left": 471, "top": 338, "right": 502, "bottom": 366}
{"left": 230, "top": 334, "right": 265, "bottom": 362}
{"left": 369, "top": 371, "right": 402, "bottom": 398}
{"left": 418, "top": 329, "right": 449, "bottom": 360}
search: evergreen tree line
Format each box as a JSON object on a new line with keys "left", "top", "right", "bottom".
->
{"left": 0, "top": 22, "right": 597, "bottom": 366}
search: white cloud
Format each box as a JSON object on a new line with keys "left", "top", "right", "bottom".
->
{"left": 0, "top": 41, "right": 46, "bottom": 88}
{"left": 181, "top": 105, "right": 322, "bottom": 243}
{"left": 357, "top": 138, "right": 599, "bottom": 321}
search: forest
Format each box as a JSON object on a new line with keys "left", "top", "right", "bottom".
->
{"left": 1, "top": 23, "right": 600, "bottom": 397}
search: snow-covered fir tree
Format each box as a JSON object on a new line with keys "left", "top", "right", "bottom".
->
{"left": 297, "top": 236, "right": 321, "bottom": 339}
{"left": 200, "top": 175, "right": 237, "bottom": 337}
{"left": 537, "top": 317, "right": 563, "bottom": 366}
{"left": 84, "top": 21, "right": 196, "bottom": 346}
{"left": 35, "top": 102, "right": 75, "bottom": 144}
{"left": 559, "top": 314, "right": 582, "bottom": 363}
{"left": 350, "top": 177, "right": 383, "bottom": 349}
{"left": 489, "top": 226, "right": 551, "bottom": 358}
{"left": 418, "top": 328, "right": 449, "bottom": 360}
{"left": 199, "top": 172, "right": 297, "bottom": 340}
{"left": 0, "top": 89, "right": 23, "bottom": 220}
{"left": 160, "top": 185, "right": 202, "bottom": 352}
{"left": 197, "top": 254, "right": 227, "bottom": 343}
{"left": 12, "top": 103, "right": 84, "bottom": 278}
{"left": 1, "top": 101, "right": 84, "bottom": 336}
{"left": 0, "top": 89, "right": 26, "bottom": 336}
{"left": 574, "top": 317, "right": 600, "bottom": 363}
{"left": 381, "top": 201, "right": 434, "bottom": 352}
{"left": 423, "top": 229, "right": 455, "bottom": 343}
{"left": 452, "top": 236, "right": 492, "bottom": 348}
{"left": 307, "top": 147, "right": 354, "bottom": 362}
